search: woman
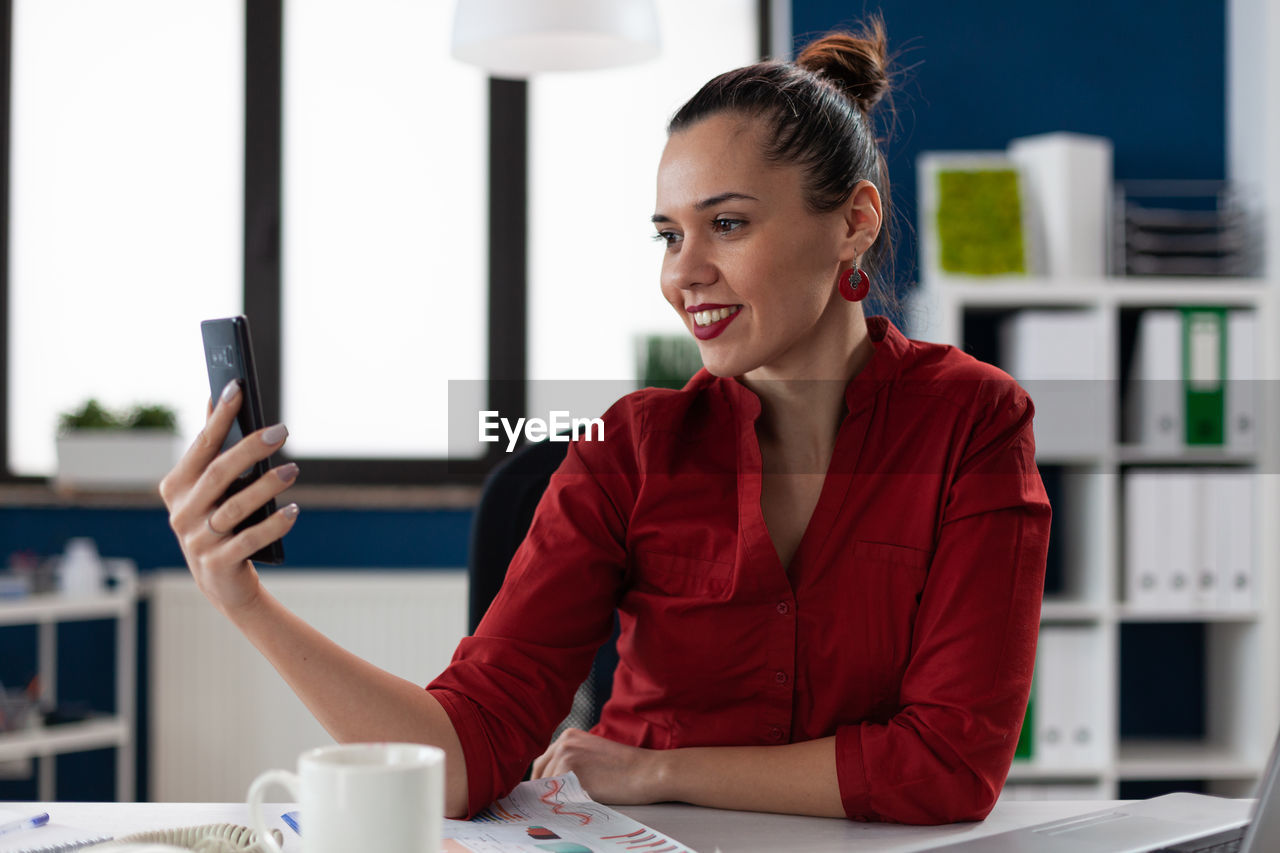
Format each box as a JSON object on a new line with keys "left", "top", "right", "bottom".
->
{"left": 160, "top": 17, "right": 1050, "bottom": 824}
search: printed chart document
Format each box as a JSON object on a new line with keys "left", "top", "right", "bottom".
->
{"left": 443, "top": 773, "right": 695, "bottom": 853}
{"left": 284, "top": 773, "right": 695, "bottom": 853}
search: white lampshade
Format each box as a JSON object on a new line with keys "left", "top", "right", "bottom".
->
{"left": 451, "top": 0, "right": 661, "bottom": 78}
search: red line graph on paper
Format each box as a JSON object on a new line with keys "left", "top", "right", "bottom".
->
{"left": 601, "top": 827, "right": 689, "bottom": 851}
{"left": 601, "top": 828, "right": 680, "bottom": 851}
{"left": 539, "top": 777, "right": 595, "bottom": 825}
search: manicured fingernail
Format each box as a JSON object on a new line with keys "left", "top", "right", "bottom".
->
{"left": 281, "top": 502, "right": 300, "bottom": 519}
{"left": 262, "top": 423, "right": 288, "bottom": 444}
{"left": 276, "top": 463, "right": 299, "bottom": 483}
{"left": 220, "top": 380, "right": 241, "bottom": 404}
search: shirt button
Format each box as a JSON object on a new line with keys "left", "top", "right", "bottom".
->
{"left": 776, "top": 601, "right": 790, "bottom": 615}
{"left": 768, "top": 727, "right": 784, "bottom": 742}
{"left": 774, "top": 671, "right": 788, "bottom": 685}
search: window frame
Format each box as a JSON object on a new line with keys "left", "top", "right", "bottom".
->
{"left": 0, "top": 0, "right": 774, "bottom": 486}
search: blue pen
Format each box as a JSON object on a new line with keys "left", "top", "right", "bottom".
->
{"left": 0, "top": 812, "right": 50, "bottom": 836}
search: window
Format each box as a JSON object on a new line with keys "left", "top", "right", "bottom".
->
{"left": 7, "top": 0, "right": 242, "bottom": 475}
{"left": 281, "top": 0, "right": 487, "bottom": 459}
{"left": 527, "top": 0, "right": 759, "bottom": 420}
{"left": 2, "top": 1, "right": 770, "bottom": 483}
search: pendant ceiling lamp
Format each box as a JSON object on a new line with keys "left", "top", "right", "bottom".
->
{"left": 451, "top": 0, "right": 661, "bottom": 79}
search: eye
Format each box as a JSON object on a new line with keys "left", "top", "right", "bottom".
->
{"left": 652, "top": 230, "right": 681, "bottom": 247}
{"left": 712, "top": 218, "right": 745, "bottom": 234}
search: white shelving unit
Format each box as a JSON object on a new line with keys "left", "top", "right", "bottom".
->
{"left": 906, "top": 1, "right": 1280, "bottom": 800}
{"left": 911, "top": 278, "right": 1276, "bottom": 800}
{"left": 0, "top": 581, "right": 137, "bottom": 801}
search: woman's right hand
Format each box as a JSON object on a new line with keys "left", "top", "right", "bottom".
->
{"left": 158, "top": 380, "right": 300, "bottom": 616}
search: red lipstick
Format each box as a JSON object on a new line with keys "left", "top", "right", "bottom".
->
{"left": 687, "top": 304, "right": 742, "bottom": 341}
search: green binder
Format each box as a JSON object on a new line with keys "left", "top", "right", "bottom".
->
{"left": 1014, "top": 672, "right": 1035, "bottom": 761}
{"left": 1181, "top": 307, "right": 1227, "bottom": 446}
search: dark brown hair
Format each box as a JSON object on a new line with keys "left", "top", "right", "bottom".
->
{"left": 668, "top": 15, "right": 902, "bottom": 312}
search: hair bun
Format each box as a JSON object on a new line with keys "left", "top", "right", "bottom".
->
{"left": 795, "top": 18, "right": 890, "bottom": 114}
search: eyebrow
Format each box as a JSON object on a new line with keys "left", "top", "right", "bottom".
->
{"left": 651, "top": 192, "right": 760, "bottom": 224}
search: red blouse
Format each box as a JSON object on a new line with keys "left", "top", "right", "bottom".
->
{"left": 428, "top": 316, "right": 1051, "bottom": 823}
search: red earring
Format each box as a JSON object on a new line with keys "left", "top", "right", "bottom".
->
{"left": 839, "top": 265, "right": 870, "bottom": 302}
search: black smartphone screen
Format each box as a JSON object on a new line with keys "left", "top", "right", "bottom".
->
{"left": 200, "top": 315, "right": 285, "bottom": 565}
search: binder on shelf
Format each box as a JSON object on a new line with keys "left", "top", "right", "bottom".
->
{"left": 1182, "top": 308, "right": 1227, "bottom": 446}
{"left": 1032, "top": 627, "right": 1102, "bottom": 767}
{"left": 1225, "top": 310, "right": 1258, "bottom": 452}
{"left": 1124, "top": 471, "right": 1164, "bottom": 610}
{"left": 1067, "top": 629, "right": 1104, "bottom": 767}
{"left": 1190, "top": 474, "right": 1221, "bottom": 612}
{"left": 1033, "top": 628, "right": 1071, "bottom": 767}
{"left": 1014, "top": 673, "right": 1035, "bottom": 761}
{"left": 1163, "top": 471, "right": 1197, "bottom": 611}
{"left": 1125, "top": 468, "right": 1255, "bottom": 614}
{"left": 1126, "top": 310, "right": 1182, "bottom": 450}
{"left": 1205, "top": 470, "right": 1256, "bottom": 612}
{"left": 999, "top": 310, "right": 1109, "bottom": 457}
{"left": 1124, "top": 470, "right": 1196, "bottom": 611}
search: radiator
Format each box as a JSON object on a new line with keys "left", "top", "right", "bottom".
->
{"left": 149, "top": 569, "right": 468, "bottom": 802}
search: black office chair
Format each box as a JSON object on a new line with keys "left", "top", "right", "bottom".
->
{"left": 467, "top": 438, "right": 620, "bottom": 741}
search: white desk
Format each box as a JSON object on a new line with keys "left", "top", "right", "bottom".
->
{"left": 5, "top": 799, "right": 1128, "bottom": 852}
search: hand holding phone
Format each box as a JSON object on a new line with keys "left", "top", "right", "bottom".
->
{"left": 201, "top": 315, "right": 286, "bottom": 564}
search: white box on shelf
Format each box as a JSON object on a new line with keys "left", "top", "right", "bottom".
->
{"left": 1007, "top": 132, "right": 1114, "bottom": 279}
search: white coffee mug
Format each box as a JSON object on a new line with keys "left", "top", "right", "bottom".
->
{"left": 247, "top": 742, "right": 444, "bottom": 853}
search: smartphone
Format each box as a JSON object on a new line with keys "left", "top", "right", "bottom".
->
{"left": 200, "top": 315, "right": 285, "bottom": 564}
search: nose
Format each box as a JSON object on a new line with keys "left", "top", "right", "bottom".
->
{"left": 663, "top": 234, "right": 717, "bottom": 292}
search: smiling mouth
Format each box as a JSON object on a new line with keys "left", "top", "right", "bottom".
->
{"left": 687, "top": 305, "right": 742, "bottom": 341}
{"left": 691, "top": 305, "right": 741, "bottom": 326}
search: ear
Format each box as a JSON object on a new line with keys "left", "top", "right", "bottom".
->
{"left": 838, "top": 180, "right": 883, "bottom": 263}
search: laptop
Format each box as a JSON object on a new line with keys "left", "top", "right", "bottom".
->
{"left": 927, "top": 730, "right": 1280, "bottom": 853}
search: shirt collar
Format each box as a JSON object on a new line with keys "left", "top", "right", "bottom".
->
{"left": 703, "top": 315, "right": 910, "bottom": 422}
{"left": 844, "top": 315, "right": 907, "bottom": 413}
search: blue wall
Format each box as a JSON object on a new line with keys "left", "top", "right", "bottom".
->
{"left": 791, "top": 0, "right": 1226, "bottom": 289}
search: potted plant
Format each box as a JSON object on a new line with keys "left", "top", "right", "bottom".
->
{"left": 54, "top": 399, "right": 182, "bottom": 492}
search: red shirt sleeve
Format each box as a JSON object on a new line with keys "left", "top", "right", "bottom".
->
{"left": 834, "top": 381, "right": 1051, "bottom": 823}
{"left": 426, "top": 399, "right": 639, "bottom": 819}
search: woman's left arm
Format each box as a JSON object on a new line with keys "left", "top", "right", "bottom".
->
{"left": 533, "top": 728, "right": 844, "bottom": 816}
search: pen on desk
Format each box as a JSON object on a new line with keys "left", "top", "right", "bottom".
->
{"left": 0, "top": 812, "right": 50, "bottom": 836}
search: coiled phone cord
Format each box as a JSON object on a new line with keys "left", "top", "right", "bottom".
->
{"left": 86, "top": 822, "right": 284, "bottom": 852}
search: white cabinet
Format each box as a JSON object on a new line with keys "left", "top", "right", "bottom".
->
{"left": 0, "top": 581, "right": 137, "bottom": 801}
